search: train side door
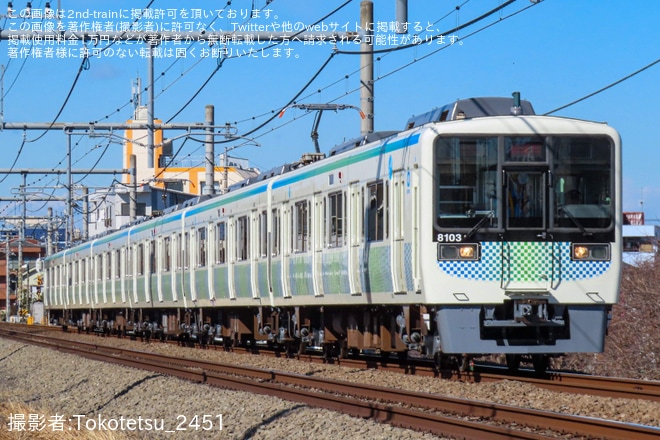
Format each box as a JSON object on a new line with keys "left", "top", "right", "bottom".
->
{"left": 250, "top": 209, "right": 260, "bottom": 298}
{"left": 348, "top": 182, "right": 363, "bottom": 295}
{"left": 391, "top": 170, "right": 406, "bottom": 293}
{"left": 313, "top": 192, "right": 325, "bottom": 296}
{"left": 280, "top": 204, "right": 292, "bottom": 297}
{"left": 227, "top": 216, "right": 236, "bottom": 299}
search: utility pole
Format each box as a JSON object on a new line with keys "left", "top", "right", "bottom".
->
{"left": 204, "top": 105, "right": 215, "bottom": 196}
{"left": 0, "top": 169, "right": 127, "bottom": 249}
{"left": 16, "top": 173, "right": 26, "bottom": 317}
{"left": 81, "top": 186, "right": 89, "bottom": 242}
{"left": 130, "top": 155, "right": 137, "bottom": 223}
{"left": 0, "top": 18, "right": 358, "bottom": 247}
{"left": 47, "top": 207, "right": 53, "bottom": 256}
{"left": 4, "top": 234, "right": 10, "bottom": 321}
{"left": 66, "top": 129, "right": 74, "bottom": 245}
{"left": 360, "top": 1, "right": 375, "bottom": 135}
{"left": 147, "top": 41, "right": 156, "bottom": 171}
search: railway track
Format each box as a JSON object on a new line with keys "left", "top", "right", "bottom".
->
{"left": 3, "top": 322, "right": 660, "bottom": 403}
{"left": 1, "top": 326, "right": 659, "bottom": 440}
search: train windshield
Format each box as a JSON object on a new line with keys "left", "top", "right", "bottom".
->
{"left": 434, "top": 135, "right": 614, "bottom": 235}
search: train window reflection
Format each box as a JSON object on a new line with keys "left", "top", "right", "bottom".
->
{"left": 552, "top": 137, "right": 613, "bottom": 229}
{"left": 328, "top": 191, "right": 345, "bottom": 247}
{"left": 163, "top": 237, "right": 171, "bottom": 271}
{"left": 198, "top": 228, "right": 207, "bottom": 267}
{"left": 435, "top": 137, "right": 498, "bottom": 229}
{"left": 294, "top": 201, "right": 309, "bottom": 252}
{"left": 367, "top": 181, "right": 386, "bottom": 241}
{"left": 236, "top": 216, "right": 249, "bottom": 261}
{"left": 271, "top": 210, "right": 280, "bottom": 257}
{"left": 215, "top": 222, "right": 226, "bottom": 264}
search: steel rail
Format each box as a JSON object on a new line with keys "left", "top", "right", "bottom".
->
{"left": 1, "top": 328, "right": 659, "bottom": 440}
{"left": 3, "top": 323, "right": 660, "bottom": 402}
{"left": 0, "top": 329, "right": 547, "bottom": 440}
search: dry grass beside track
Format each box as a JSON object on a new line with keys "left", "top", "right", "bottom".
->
{"left": 559, "top": 261, "right": 660, "bottom": 379}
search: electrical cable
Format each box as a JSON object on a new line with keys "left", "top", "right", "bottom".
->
{"left": 334, "top": 0, "right": 517, "bottom": 55}
{"left": 3, "top": 0, "right": 542, "bottom": 231}
{"left": 20, "top": 0, "right": 158, "bottom": 199}
{"left": 165, "top": 58, "right": 225, "bottom": 124}
{"left": 0, "top": 132, "right": 26, "bottom": 184}
{"left": 163, "top": 0, "right": 351, "bottom": 125}
{"left": 24, "top": 56, "right": 90, "bottom": 145}
{"left": 544, "top": 57, "right": 660, "bottom": 115}
{"left": 74, "top": 141, "right": 112, "bottom": 185}
{"left": 221, "top": 51, "right": 338, "bottom": 144}
{"left": 231, "top": 0, "right": 527, "bottom": 139}
{"left": 243, "top": 1, "right": 533, "bottom": 143}
{"left": 152, "top": 137, "right": 190, "bottom": 181}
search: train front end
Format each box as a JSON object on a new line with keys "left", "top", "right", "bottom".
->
{"left": 422, "top": 112, "right": 622, "bottom": 367}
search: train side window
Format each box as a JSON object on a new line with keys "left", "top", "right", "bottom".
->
{"left": 163, "top": 237, "right": 171, "bottom": 271}
{"left": 367, "top": 181, "right": 385, "bottom": 242}
{"left": 271, "top": 208, "right": 280, "bottom": 257}
{"left": 236, "top": 216, "right": 249, "bottom": 261}
{"left": 149, "top": 240, "right": 156, "bottom": 274}
{"left": 198, "top": 227, "right": 207, "bottom": 267}
{"left": 294, "top": 200, "right": 309, "bottom": 252}
{"left": 127, "top": 247, "right": 133, "bottom": 278}
{"left": 106, "top": 253, "right": 112, "bottom": 280}
{"left": 216, "top": 222, "right": 226, "bottom": 264}
{"left": 328, "top": 191, "right": 345, "bottom": 247}
{"left": 175, "top": 234, "right": 181, "bottom": 270}
{"left": 183, "top": 232, "right": 190, "bottom": 269}
{"left": 259, "top": 210, "right": 268, "bottom": 258}
{"left": 317, "top": 195, "right": 326, "bottom": 250}
{"left": 72, "top": 261, "right": 78, "bottom": 286}
{"left": 113, "top": 250, "right": 119, "bottom": 279}
{"left": 96, "top": 255, "right": 102, "bottom": 281}
{"left": 137, "top": 243, "right": 144, "bottom": 276}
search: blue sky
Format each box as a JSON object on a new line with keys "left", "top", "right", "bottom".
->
{"left": 1, "top": 0, "right": 659, "bottom": 226}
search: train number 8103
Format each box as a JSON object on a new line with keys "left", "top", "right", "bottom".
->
{"left": 436, "top": 233, "right": 463, "bottom": 242}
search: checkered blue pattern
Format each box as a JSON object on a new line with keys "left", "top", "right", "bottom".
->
{"left": 438, "top": 241, "right": 611, "bottom": 281}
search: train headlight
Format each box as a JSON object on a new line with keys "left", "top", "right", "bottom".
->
{"left": 571, "top": 243, "right": 610, "bottom": 261}
{"left": 438, "top": 243, "right": 480, "bottom": 261}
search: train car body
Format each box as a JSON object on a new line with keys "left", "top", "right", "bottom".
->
{"left": 43, "top": 97, "right": 622, "bottom": 369}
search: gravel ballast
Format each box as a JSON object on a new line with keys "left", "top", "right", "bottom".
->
{"left": 0, "top": 338, "right": 442, "bottom": 440}
{"left": 1, "top": 331, "right": 659, "bottom": 438}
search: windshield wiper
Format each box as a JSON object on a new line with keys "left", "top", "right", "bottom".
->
{"left": 466, "top": 210, "right": 494, "bottom": 239}
{"left": 559, "top": 206, "right": 593, "bottom": 237}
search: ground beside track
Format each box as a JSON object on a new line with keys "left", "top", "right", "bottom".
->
{"left": 0, "top": 339, "right": 443, "bottom": 440}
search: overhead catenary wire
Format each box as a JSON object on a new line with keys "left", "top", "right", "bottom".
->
{"left": 333, "top": 0, "right": 518, "bottom": 56}
{"left": 543, "top": 56, "right": 660, "bottom": 115}
{"left": 50, "top": 0, "right": 283, "bottom": 185}
{"left": 9, "top": 0, "right": 646, "bottom": 234}
{"left": 240, "top": 0, "right": 536, "bottom": 144}
{"left": 151, "top": 1, "right": 353, "bottom": 177}
{"left": 163, "top": 0, "right": 352, "bottom": 126}
{"left": 14, "top": 1, "right": 159, "bottom": 200}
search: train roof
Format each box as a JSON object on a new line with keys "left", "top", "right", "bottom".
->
{"left": 404, "top": 97, "right": 535, "bottom": 130}
{"left": 328, "top": 131, "right": 399, "bottom": 157}
{"left": 61, "top": 96, "right": 551, "bottom": 248}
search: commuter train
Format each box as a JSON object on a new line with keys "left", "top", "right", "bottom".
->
{"left": 42, "top": 96, "right": 622, "bottom": 372}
